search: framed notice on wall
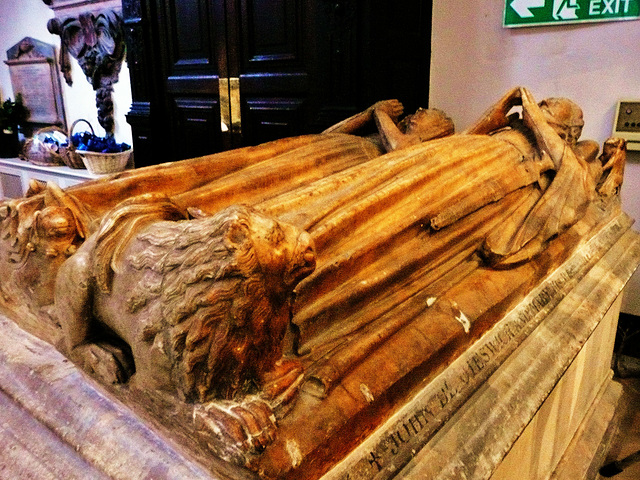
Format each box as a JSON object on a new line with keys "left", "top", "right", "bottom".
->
{"left": 4, "top": 37, "right": 66, "bottom": 127}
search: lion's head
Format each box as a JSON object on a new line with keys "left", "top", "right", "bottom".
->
{"left": 122, "top": 204, "right": 316, "bottom": 403}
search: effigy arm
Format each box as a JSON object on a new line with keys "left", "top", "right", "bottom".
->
{"left": 373, "top": 106, "right": 414, "bottom": 152}
{"left": 520, "top": 87, "right": 571, "bottom": 169}
{"left": 322, "top": 99, "right": 403, "bottom": 135}
{"left": 463, "top": 86, "right": 522, "bottom": 135}
{"left": 598, "top": 138, "right": 627, "bottom": 197}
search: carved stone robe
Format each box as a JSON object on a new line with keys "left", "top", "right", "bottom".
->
{"left": 39, "top": 128, "right": 595, "bottom": 388}
{"left": 0, "top": 126, "right": 608, "bottom": 478}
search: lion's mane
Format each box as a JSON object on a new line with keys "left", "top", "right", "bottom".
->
{"left": 120, "top": 204, "right": 283, "bottom": 403}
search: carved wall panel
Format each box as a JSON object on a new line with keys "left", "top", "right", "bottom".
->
{"left": 43, "top": 0, "right": 122, "bottom": 18}
{"left": 122, "top": 0, "right": 157, "bottom": 163}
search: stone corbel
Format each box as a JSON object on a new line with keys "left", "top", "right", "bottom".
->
{"left": 46, "top": 8, "right": 125, "bottom": 135}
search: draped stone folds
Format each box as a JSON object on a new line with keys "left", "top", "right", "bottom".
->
{"left": 0, "top": 115, "right": 627, "bottom": 479}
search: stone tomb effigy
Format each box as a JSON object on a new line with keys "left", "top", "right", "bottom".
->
{"left": 0, "top": 87, "right": 637, "bottom": 479}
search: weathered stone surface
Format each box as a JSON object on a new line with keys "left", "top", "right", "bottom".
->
{"left": 0, "top": 314, "right": 241, "bottom": 479}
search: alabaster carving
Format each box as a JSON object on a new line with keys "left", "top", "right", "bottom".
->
{"left": 0, "top": 87, "right": 628, "bottom": 478}
{"left": 53, "top": 196, "right": 315, "bottom": 456}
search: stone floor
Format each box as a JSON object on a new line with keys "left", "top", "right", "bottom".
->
{"left": 598, "top": 376, "right": 640, "bottom": 479}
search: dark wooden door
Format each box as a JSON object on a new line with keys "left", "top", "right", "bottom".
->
{"left": 123, "top": 0, "right": 432, "bottom": 167}
{"left": 225, "top": 0, "right": 312, "bottom": 147}
{"left": 156, "top": 0, "right": 229, "bottom": 159}
{"left": 124, "top": 0, "right": 229, "bottom": 164}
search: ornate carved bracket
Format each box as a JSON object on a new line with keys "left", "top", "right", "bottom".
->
{"left": 47, "top": 9, "right": 125, "bottom": 135}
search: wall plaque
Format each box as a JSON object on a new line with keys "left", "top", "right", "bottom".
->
{"left": 4, "top": 37, "right": 66, "bottom": 128}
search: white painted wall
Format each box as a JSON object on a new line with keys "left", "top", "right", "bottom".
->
{"left": 0, "top": 0, "right": 132, "bottom": 144}
{"left": 431, "top": 1, "right": 640, "bottom": 314}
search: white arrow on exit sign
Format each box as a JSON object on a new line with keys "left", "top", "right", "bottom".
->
{"left": 553, "top": 0, "right": 579, "bottom": 19}
{"left": 511, "top": 0, "right": 546, "bottom": 17}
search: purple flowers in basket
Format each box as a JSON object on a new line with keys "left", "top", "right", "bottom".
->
{"left": 71, "top": 132, "right": 130, "bottom": 153}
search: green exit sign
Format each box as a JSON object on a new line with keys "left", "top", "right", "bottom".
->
{"left": 504, "top": 0, "right": 640, "bottom": 27}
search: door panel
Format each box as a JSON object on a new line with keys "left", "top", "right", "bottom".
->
{"left": 172, "top": 97, "right": 223, "bottom": 160}
{"left": 229, "top": 0, "right": 310, "bottom": 146}
{"left": 164, "top": 0, "right": 225, "bottom": 73}
{"left": 243, "top": 97, "right": 305, "bottom": 146}
{"left": 156, "top": 0, "right": 230, "bottom": 161}
{"left": 241, "top": 0, "right": 301, "bottom": 66}
{"left": 366, "top": 1, "right": 432, "bottom": 113}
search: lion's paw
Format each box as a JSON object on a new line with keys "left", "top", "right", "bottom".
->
{"left": 72, "top": 343, "right": 134, "bottom": 384}
{"left": 194, "top": 398, "right": 277, "bottom": 456}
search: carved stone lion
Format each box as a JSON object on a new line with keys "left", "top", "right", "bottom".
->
{"left": 53, "top": 195, "right": 316, "bottom": 458}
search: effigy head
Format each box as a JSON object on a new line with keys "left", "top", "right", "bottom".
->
{"left": 539, "top": 97, "right": 584, "bottom": 147}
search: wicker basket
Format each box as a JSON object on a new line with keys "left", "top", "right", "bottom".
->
{"left": 22, "top": 126, "right": 67, "bottom": 166}
{"left": 59, "top": 119, "right": 94, "bottom": 169}
{"left": 78, "top": 149, "right": 132, "bottom": 174}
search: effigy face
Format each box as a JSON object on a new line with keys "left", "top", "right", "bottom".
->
{"left": 0, "top": 88, "right": 635, "bottom": 479}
